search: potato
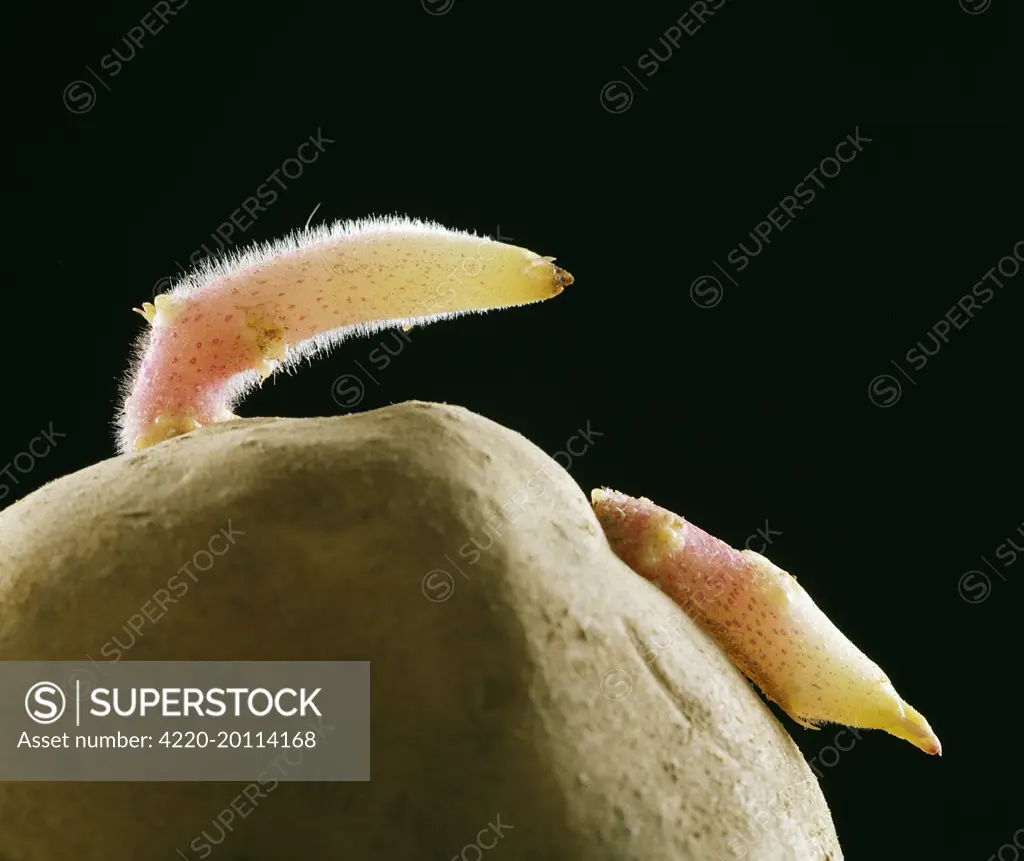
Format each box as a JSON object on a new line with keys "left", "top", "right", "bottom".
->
{"left": 0, "top": 401, "right": 843, "bottom": 860}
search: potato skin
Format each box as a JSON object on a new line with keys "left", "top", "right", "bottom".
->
{"left": 0, "top": 402, "right": 843, "bottom": 861}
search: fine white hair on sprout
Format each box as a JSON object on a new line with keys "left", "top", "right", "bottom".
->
{"left": 118, "top": 215, "right": 572, "bottom": 453}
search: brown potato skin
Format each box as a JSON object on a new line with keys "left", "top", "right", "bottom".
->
{"left": 0, "top": 402, "right": 843, "bottom": 861}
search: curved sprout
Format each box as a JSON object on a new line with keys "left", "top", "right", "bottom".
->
{"left": 118, "top": 216, "right": 571, "bottom": 453}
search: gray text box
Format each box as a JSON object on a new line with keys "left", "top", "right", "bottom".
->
{"left": 1, "top": 661, "right": 369, "bottom": 781}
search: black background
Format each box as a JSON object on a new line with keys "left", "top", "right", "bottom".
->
{"left": 6, "top": 1, "right": 1021, "bottom": 858}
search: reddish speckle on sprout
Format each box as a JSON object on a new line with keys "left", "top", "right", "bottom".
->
{"left": 118, "top": 216, "right": 572, "bottom": 453}
{"left": 591, "top": 488, "right": 942, "bottom": 756}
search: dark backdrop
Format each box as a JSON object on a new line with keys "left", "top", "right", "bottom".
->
{"left": 6, "top": 1, "right": 1020, "bottom": 858}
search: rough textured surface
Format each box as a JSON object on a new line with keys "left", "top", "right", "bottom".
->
{"left": 0, "top": 401, "right": 843, "bottom": 860}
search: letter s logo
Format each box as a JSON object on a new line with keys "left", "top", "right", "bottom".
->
{"left": 25, "top": 682, "right": 66, "bottom": 724}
